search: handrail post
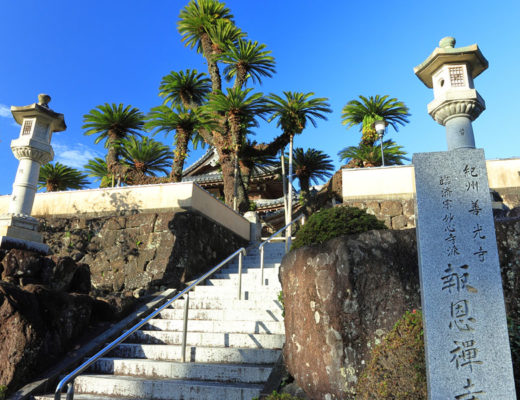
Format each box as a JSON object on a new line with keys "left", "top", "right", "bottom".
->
{"left": 260, "top": 245, "right": 265, "bottom": 285}
{"left": 65, "top": 381, "right": 74, "bottom": 400}
{"left": 181, "top": 292, "right": 189, "bottom": 363}
{"left": 238, "top": 251, "right": 243, "bottom": 300}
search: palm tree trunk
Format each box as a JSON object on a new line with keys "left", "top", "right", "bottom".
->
{"left": 106, "top": 130, "right": 119, "bottom": 187}
{"left": 299, "top": 178, "right": 312, "bottom": 216}
{"left": 233, "top": 63, "right": 247, "bottom": 90}
{"left": 201, "top": 33, "right": 222, "bottom": 93}
{"left": 171, "top": 127, "right": 190, "bottom": 182}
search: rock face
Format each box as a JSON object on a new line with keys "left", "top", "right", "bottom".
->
{"left": 0, "top": 281, "right": 93, "bottom": 391}
{"left": 40, "top": 211, "right": 247, "bottom": 294}
{"left": 280, "top": 218, "right": 520, "bottom": 400}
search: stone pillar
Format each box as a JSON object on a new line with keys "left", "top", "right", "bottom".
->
{"left": 243, "top": 211, "right": 261, "bottom": 242}
{"left": 414, "top": 39, "right": 516, "bottom": 398}
{"left": 0, "top": 94, "right": 66, "bottom": 253}
{"left": 415, "top": 37, "right": 487, "bottom": 150}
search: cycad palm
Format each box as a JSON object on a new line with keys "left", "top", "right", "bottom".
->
{"left": 178, "top": 0, "right": 235, "bottom": 92}
{"left": 207, "top": 88, "right": 267, "bottom": 147}
{"left": 338, "top": 140, "right": 409, "bottom": 168}
{"left": 159, "top": 69, "right": 211, "bottom": 108}
{"left": 207, "top": 88, "right": 268, "bottom": 211}
{"left": 292, "top": 147, "right": 335, "bottom": 194}
{"left": 84, "top": 157, "right": 111, "bottom": 188}
{"left": 83, "top": 103, "right": 144, "bottom": 184}
{"left": 291, "top": 147, "right": 334, "bottom": 214}
{"left": 38, "top": 162, "right": 90, "bottom": 192}
{"left": 341, "top": 95, "right": 410, "bottom": 146}
{"left": 218, "top": 39, "right": 276, "bottom": 89}
{"left": 145, "top": 105, "right": 212, "bottom": 182}
{"left": 118, "top": 136, "right": 172, "bottom": 176}
{"left": 268, "top": 92, "right": 331, "bottom": 232}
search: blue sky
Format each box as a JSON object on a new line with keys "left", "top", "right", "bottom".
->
{"left": 0, "top": 1, "right": 519, "bottom": 195}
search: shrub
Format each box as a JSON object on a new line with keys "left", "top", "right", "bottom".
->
{"left": 356, "top": 310, "right": 427, "bottom": 400}
{"left": 508, "top": 317, "right": 520, "bottom": 393}
{"left": 252, "top": 391, "right": 302, "bottom": 400}
{"left": 291, "top": 206, "right": 386, "bottom": 250}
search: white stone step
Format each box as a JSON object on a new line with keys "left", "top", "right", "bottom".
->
{"left": 73, "top": 375, "right": 263, "bottom": 400}
{"left": 205, "top": 277, "right": 281, "bottom": 288}
{"left": 225, "top": 261, "right": 281, "bottom": 269}
{"left": 192, "top": 285, "right": 279, "bottom": 295}
{"left": 143, "top": 318, "right": 284, "bottom": 334}
{"left": 128, "top": 330, "right": 285, "bottom": 348}
{"left": 90, "top": 358, "right": 272, "bottom": 383}
{"left": 157, "top": 307, "right": 282, "bottom": 322}
{"left": 169, "top": 297, "right": 283, "bottom": 311}
{"left": 108, "top": 343, "right": 281, "bottom": 364}
{"left": 210, "top": 269, "right": 279, "bottom": 283}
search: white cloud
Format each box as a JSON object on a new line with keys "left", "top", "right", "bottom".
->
{"left": 52, "top": 142, "right": 102, "bottom": 169}
{"left": 0, "top": 104, "right": 10, "bottom": 118}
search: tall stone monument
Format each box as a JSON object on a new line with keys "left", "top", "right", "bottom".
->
{"left": 413, "top": 38, "right": 516, "bottom": 399}
{"left": 0, "top": 94, "right": 66, "bottom": 254}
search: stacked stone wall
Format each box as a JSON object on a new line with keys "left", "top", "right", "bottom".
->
{"left": 342, "top": 199, "right": 416, "bottom": 230}
{"left": 39, "top": 211, "right": 247, "bottom": 294}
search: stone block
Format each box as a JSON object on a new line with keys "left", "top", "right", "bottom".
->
{"left": 402, "top": 199, "right": 415, "bottom": 216}
{"left": 126, "top": 213, "right": 156, "bottom": 229}
{"left": 153, "top": 213, "right": 175, "bottom": 232}
{"left": 105, "top": 217, "right": 126, "bottom": 230}
{"left": 391, "top": 215, "right": 409, "bottom": 230}
{"left": 380, "top": 200, "right": 403, "bottom": 217}
{"left": 365, "top": 201, "right": 381, "bottom": 216}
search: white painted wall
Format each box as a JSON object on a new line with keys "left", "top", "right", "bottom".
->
{"left": 0, "top": 182, "right": 250, "bottom": 240}
{"left": 342, "top": 158, "right": 520, "bottom": 200}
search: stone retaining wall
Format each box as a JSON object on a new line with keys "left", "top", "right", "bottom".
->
{"left": 40, "top": 211, "right": 247, "bottom": 294}
{"left": 343, "top": 199, "right": 416, "bottom": 230}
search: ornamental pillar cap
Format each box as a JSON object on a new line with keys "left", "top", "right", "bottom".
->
{"left": 414, "top": 37, "right": 488, "bottom": 88}
{"left": 11, "top": 94, "right": 66, "bottom": 132}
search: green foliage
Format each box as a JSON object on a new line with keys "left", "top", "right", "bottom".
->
{"left": 252, "top": 391, "right": 302, "bottom": 400}
{"left": 83, "top": 103, "right": 144, "bottom": 146}
{"left": 356, "top": 310, "right": 426, "bottom": 400}
{"left": 218, "top": 38, "right": 276, "bottom": 87}
{"left": 267, "top": 92, "right": 331, "bottom": 137}
{"left": 117, "top": 136, "right": 172, "bottom": 176}
{"left": 278, "top": 290, "right": 284, "bottom": 317}
{"left": 38, "top": 162, "right": 90, "bottom": 192}
{"left": 0, "top": 385, "right": 6, "bottom": 400}
{"left": 341, "top": 94, "right": 410, "bottom": 146}
{"left": 338, "top": 140, "right": 409, "bottom": 168}
{"left": 291, "top": 207, "right": 386, "bottom": 250}
{"left": 290, "top": 147, "right": 334, "bottom": 190}
{"left": 158, "top": 69, "right": 211, "bottom": 107}
{"left": 508, "top": 317, "right": 520, "bottom": 393}
{"left": 84, "top": 157, "right": 111, "bottom": 188}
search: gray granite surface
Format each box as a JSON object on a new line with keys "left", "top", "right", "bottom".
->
{"left": 413, "top": 148, "right": 516, "bottom": 399}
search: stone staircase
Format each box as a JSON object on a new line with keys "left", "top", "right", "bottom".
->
{"left": 37, "top": 242, "right": 286, "bottom": 400}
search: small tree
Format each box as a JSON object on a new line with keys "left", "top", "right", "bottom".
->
{"left": 38, "top": 162, "right": 90, "bottom": 192}
{"left": 341, "top": 95, "right": 410, "bottom": 147}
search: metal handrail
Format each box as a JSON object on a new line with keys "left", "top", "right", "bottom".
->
{"left": 259, "top": 214, "right": 304, "bottom": 284}
{"left": 54, "top": 247, "right": 247, "bottom": 400}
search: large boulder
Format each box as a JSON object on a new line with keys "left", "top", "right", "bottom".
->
{"left": 0, "top": 282, "right": 93, "bottom": 391}
{"left": 280, "top": 218, "right": 520, "bottom": 400}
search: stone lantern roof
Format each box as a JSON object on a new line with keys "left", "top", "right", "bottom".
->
{"left": 10, "top": 94, "right": 66, "bottom": 132}
{"left": 414, "top": 37, "right": 489, "bottom": 88}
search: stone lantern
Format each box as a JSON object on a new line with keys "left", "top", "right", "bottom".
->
{"left": 414, "top": 36, "right": 488, "bottom": 150}
{"left": 0, "top": 94, "right": 66, "bottom": 253}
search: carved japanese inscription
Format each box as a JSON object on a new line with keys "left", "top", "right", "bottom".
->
{"left": 413, "top": 149, "right": 515, "bottom": 399}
